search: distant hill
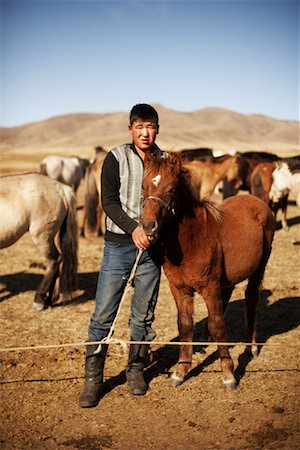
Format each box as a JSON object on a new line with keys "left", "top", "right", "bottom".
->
{"left": 1, "top": 105, "right": 299, "bottom": 160}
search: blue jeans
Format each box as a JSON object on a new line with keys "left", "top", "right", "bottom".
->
{"left": 88, "top": 242, "right": 161, "bottom": 343}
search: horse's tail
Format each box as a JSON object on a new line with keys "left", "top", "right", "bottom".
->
{"left": 84, "top": 166, "right": 99, "bottom": 232}
{"left": 59, "top": 185, "right": 78, "bottom": 294}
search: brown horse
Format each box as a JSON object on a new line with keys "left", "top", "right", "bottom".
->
{"left": 141, "top": 152, "right": 275, "bottom": 389}
{"left": 80, "top": 158, "right": 104, "bottom": 237}
{"left": 182, "top": 154, "right": 243, "bottom": 199}
{"left": 250, "top": 161, "right": 288, "bottom": 229}
{"left": 222, "top": 151, "right": 279, "bottom": 199}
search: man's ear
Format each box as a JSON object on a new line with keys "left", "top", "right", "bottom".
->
{"left": 156, "top": 124, "right": 159, "bottom": 134}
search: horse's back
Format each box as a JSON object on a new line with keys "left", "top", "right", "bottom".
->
{"left": 0, "top": 174, "right": 31, "bottom": 247}
{"left": 223, "top": 192, "right": 273, "bottom": 217}
{"left": 40, "top": 155, "right": 64, "bottom": 180}
{"left": 0, "top": 173, "right": 70, "bottom": 248}
{"left": 40, "top": 155, "right": 85, "bottom": 189}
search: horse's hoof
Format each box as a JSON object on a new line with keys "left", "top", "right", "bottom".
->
{"left": 222, "top": 378, "right": 237, "bottom": 390}
{"left": 33, "top": 302, "right": 46, "bottom": 312}
{"left": 170, "top": 373, "right": 184, "bottom": 388}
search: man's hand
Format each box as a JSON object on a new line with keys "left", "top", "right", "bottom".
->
{"left": 132, "top": 226, "right": 151, "bottom": 250}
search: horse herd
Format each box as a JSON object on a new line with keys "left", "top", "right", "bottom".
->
{"left": 0, "top": 148, "right": 299, "bottom": 388}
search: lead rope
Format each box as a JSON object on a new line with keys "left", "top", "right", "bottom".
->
{"left": 93, "top": 248, "right": 144, "bottom": 354}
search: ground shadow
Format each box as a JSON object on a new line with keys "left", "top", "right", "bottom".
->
{"left": 275, "top": 200, "right": 300, "bottom": 230}
{"left": 54, "top": 272, "right": 99, "bottom": 307}
{"left": 0, "top": 271, "right": 99, "bottom": 304}
{"left": 143, "top": 290, "right": 300, "bottom": 389}
{"left": 1, "top": 273, "right": 299, "bottom": 394}
{"left": 276, "top": 214, "right": 300, "bottom": 230}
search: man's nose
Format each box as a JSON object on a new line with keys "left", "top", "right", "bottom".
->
{"left": 141, "top": 127, "right": 149, "bottom": 136}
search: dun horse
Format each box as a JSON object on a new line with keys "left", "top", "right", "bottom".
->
{"left": 80, "top": 158, "right": 104, "bottom": 237}
{"left": 141, "top": 153, "right": 275, "bottom": 389}
{"left": 0, "top": 173, "right": 78, "bottom": 311}
{"left": 183, "top": 154, "right": 242, "bottom": 199}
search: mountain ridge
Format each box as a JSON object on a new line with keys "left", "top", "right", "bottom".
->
{"left": 1, "top": 105, "right": 299, "bottom": 158}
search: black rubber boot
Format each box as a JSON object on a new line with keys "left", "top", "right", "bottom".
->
{"left": 79, "top": 344, "right": 108, "bottom": 408}
{"left": 125, "top": 344, "right": 149, "bottom": 396}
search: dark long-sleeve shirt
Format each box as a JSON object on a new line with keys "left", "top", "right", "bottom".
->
{"left": 101, "top": 143, "right": 163, "bottom": 244}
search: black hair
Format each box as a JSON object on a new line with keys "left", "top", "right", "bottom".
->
{"left": 129, "top": 104, "right": 159, "bottom": 126}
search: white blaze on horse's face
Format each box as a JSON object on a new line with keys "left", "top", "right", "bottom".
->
{"left": 152, "top": 174, "right": 161, "bottom": 187}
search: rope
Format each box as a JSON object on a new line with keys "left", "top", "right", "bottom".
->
{"left": 1, "top": 339, "right": 299, "bottom": 353}
{"left": 1, "top": 248, "right": 299, "bottom": 354}
{"left": 93, "top": 248, "right": 144, "bottom": 354}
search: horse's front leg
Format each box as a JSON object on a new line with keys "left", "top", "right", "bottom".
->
{"left": 203, "top": 284, "right": 236, "bottom": 390}
{"left": 169, "top": 284, "right": 194, "bottom": 387}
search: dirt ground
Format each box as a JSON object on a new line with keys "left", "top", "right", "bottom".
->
{"left": 0, "top": 167, "right": 299, "bottom": 449}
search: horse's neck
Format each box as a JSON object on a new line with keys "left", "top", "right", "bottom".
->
{"left": 162, "top": 201, "right": 209, "bottom": 265}
{"left": 289, "top": 172, "right": 300, "bottom": 194}
{"left": 198, "top": 161, "right": 229, "bottom": 198}
{"left": 281, "top": 169, "right": 299, "bottom": 189}
{"left": 175, "top": 181, "right": 214, "bottom": 232}
{"left": 207, "top": 158, "right": 232, "bottom": 182}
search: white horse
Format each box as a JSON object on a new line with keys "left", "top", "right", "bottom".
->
{"left": 40, "top": 155, "right": 90, "bottom": 192}
{"left": 269, "top": 162, "right": 300, "bottom": 208}
{"left": 0, "top": 173, "right": 78, "bottom": 311}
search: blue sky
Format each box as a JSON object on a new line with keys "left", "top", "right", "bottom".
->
{"left": 0, "top": 0, "right": 299, "bottom": 127}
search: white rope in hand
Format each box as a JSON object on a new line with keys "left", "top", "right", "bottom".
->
{"left": 93, "top": 248, "right": 144, "bottom": 355}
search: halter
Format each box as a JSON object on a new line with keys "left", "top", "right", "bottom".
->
{"left": 143, "top": 195, "right": 175, "bottom": 214}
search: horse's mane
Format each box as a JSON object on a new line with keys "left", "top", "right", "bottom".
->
{"left": 146, "top": 153, "right": 178, "bottom": 178}
{"left": 180, "top": 165, "right": 223, "bottom": 224}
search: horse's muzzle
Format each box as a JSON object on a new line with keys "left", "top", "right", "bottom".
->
{"left": 142, "top": 220, "right": 159, "bottom": 240}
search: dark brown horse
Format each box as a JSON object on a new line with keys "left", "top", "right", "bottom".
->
{"left": 222, "top": 151, "right": 279, "bottom": 199}
{"left": 141, "top": 152, "right": 276, "bottom": 389}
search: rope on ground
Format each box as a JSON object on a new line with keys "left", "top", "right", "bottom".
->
{"left": 1, "top": 339, "right": 299, "bottom": 353}
{"left": 1, "top": 248, "right": 299, "bottom": 354}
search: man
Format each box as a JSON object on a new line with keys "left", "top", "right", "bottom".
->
{"left": 79, "top": 104, "right": 163, "bottom": 408}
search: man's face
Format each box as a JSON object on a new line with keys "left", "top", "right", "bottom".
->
{"left": 128, "top": 119, "right": 159, "bottom": 153}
